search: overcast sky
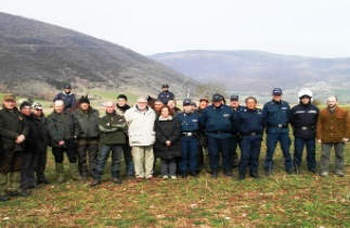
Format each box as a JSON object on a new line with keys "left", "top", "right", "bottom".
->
{"left": 1, "top": 0, "right": 350, "bottom": 57}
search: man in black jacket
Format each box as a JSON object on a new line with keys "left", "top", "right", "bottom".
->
{"left": 73, "top": 96, "right": 100, "bottom": 179}
{"left": 116, "top": 94, "right": 134, "bottom": 177}
{"left": 20, "top": 101, "right": 38, "bottom": 194}
{"left": 47, "top": 100, "right": 81, "bottom": 183}
{"left": 53, "top": 84, "right": 77, "bottom": 112}
{"left": 32, "top": 103, "right": 50, "bottom": 184}
{"left": 0, "top": 94, "right": 29, "bottom": 201}
{"left": 291, "top": 89, "right": 319, "bottom": 174}
{"left": 157, "top": 84, "right": 175, "bottom": 105}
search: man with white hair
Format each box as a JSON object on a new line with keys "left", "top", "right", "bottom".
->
{"left": 91, "top": 101, "right": 127, "bottom": 186}
{"left": 124, "top": 97, "right": 156, "bottom": 180}
{"left": 47, "top": 100, "right": 81, "bottom": 183}
{"left": 317, "top": 96, "right": 350, "bottom": 177}
{"left": 290, "top": 89, "right": 319, "bottom": 174}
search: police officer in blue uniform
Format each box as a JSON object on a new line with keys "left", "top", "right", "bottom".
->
{"left": 229, "top": 94, "right": 245, "bottom": 168}
{"left": 176, "top": 99, "right": 200, "bottom": 178}
{"left": 157, "top": 84, "right": 175, "bottom": 105}
{"left": 200, "top": 94, "right": 238, "bottom": 178}
{"left": 290, "top": 89, "right": 319, "bottom": 174}
{"left": 237, "top": 97, "right": 265, "bottom": 180}
{"left": 263, "top": 88, "right": 293, "bottom": 176}
{"left": 53, "top": 84, "right": 77, "bottom": 112}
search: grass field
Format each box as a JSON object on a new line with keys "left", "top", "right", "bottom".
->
{"left": 0, "top": 95, "right": 350, "bottom": 227}
{"left": 0, "top": 139, "right": 349, "bottom": 227}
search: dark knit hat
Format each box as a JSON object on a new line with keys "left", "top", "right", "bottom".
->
{"left": 78, "top": 96, "right": 90, "bottom": 105}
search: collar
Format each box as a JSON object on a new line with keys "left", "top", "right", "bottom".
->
{"left": 117, "top": 104, "right": 130, "bottom": 111}
{"left": 159, "top": 116, "right": 173, "bottom": 121}
{"left": 272, "top": 100, "right": 282, "bottom": 104}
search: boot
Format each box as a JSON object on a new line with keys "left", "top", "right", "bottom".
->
{"left": 0, "top": 174, "right": 9, "bottom": 202}
{"left": 7, "top": 172, "right": 21, "bottom": 195}
{"left": 111, "top": 177, "right": 122, "bottom": 185}
{"left": 55, "top": 163, "right": 65, "bottom": 183}
{"left": 69, "top": 163, "right": 82, "bottom": 181}
{"left": 90, "top": 179, "right": 101, "bottom": 187}
{"left": 37, "top": 173, "right": 49, "bottom": 185}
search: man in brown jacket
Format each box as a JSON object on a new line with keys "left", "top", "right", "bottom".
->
{"left": 317, "top": 96, "right": 350, "bottom": 177}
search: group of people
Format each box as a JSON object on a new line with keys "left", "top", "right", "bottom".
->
{"left": 0, "top": 84, "right": 349, "bottom": 202}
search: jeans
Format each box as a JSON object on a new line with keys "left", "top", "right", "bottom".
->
{"left": 94, "top": 144, "right": 123, "bottom": 180}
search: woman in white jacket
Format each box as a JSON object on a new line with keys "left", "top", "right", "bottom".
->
{"left": 124, "top": 97, "right": 156, "bottom": 179}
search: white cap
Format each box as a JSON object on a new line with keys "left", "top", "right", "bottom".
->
{"left": 54, "top": 100, "right": 64, "bottom": 107}
{"left": 298, "top": 88, "right": 313, "bottom": 99}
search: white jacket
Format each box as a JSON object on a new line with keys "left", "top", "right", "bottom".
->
{"left": 124, "top": 105, "right": 156, "bottom": 147}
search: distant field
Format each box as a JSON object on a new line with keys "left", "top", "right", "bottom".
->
{"left": 0, "top": 93, "right": 349, "bottom": 227}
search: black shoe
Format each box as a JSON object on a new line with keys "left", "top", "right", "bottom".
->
{"left": 265, "top": 170, "right": 272, "bottom": 177}
{"left": 37, "top": 179, "right": 50, "bottom": 185}
{"left": 181, "top": 173, "right": 187, "bottom": 178}
{"left": 286, "top": 169, "right": 294, "bottom": 175}
{"left": 112, "top": 177, "right": 122, "bottom": 185}
{"left": 6, "top": 191, "right": 20, "bottom": 197}
{"left": 294, "top": 165, "right": 300, "bottom": 175}
{"left": 190, "top": 171, "right": 197, "bottom": 177}
{"left": 309, "top": 168, "right": 316, "bottom": 174}
{"left": 37, "top": 175, "right": 50, "bottom": 185}
{"left": 0, "top": 194, "right": 10, "bottom": 202}
{"left": 224, "top": 172, "right": 233, "bottom": 177}
{"left": 250, "top": 172, "right": 259, "bottom": 179}
{"left": 238, "top": 173, "right": 245, "bottom": 180}
{"left": 19, "top": 189, "right": 31, "bottom": 197}
{"left": 211, "top": 171, "right": 218, "bottom": 179}
{"left": 90, "top": 179, "right": 101, "bottom": 187}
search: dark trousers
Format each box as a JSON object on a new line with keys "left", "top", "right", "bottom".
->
{"left": 77, "top": 138, "right": 99, "bottom": 177}
{"left": 20, "top": 151, "right": 38, "bottom": 189}
{"left": 52, "top": 140, "right": 77, "bottom": 163}
{"left": 36, "top": 144, "right": 48, "bottom": 179}
{"left": 264, "top": 132, "right": 293, "bottom": 172}
{"left": 180, "top": 136, "right": 198, "bottom": 174}
{"left": 232, "top": 136, "right": 241, "bottom": 168}
{"left": 94, "top": 144, "right": 123, "bottom": 180}
{"left": 161, "top": 159, "right": 177, "bottom": 176}
{"left": 123, "top": 144, "right": 134, "bottom": 176}
{"left": 294, "top": 137, "right": 316, "bottom": 171}
{"left": 207, "top": 136, "right": 233, "bottom": 173}
{"left": 239, "top": 136, "right": 262, "bottom": 176}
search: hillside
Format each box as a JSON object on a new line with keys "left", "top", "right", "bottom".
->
{"left": 150, "top": 50, "right": 350, "bottom": 102}
{"left": 0, "top": 12, "right": 197, "bottom": 99}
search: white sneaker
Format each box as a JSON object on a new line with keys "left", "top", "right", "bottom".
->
{"left": 170, "top": 176, "right": 177, "bottom": 179}
{"left": 162, "top": 175, "right": 169, "bottom": 179}
{"left": 336, "top": 171, "right": 345, "bottom": 177}
{"left": 320, "top": 171, "right": 329, "bottom": 177}
{"left": 146, "top": 175, "right": 153, "bottom": 180}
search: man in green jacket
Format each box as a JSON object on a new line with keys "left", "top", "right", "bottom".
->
{"left": 47, "top": 100, "right": 81, "bottom": 183}
{"left": 0, "top": 94, "right": 29, "bottom": 201}
{"left": 73, "top": 96, "right": 100, "bottom": 179}
{"left": 91, "top": 101, "right": 127, "bottom": 186}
